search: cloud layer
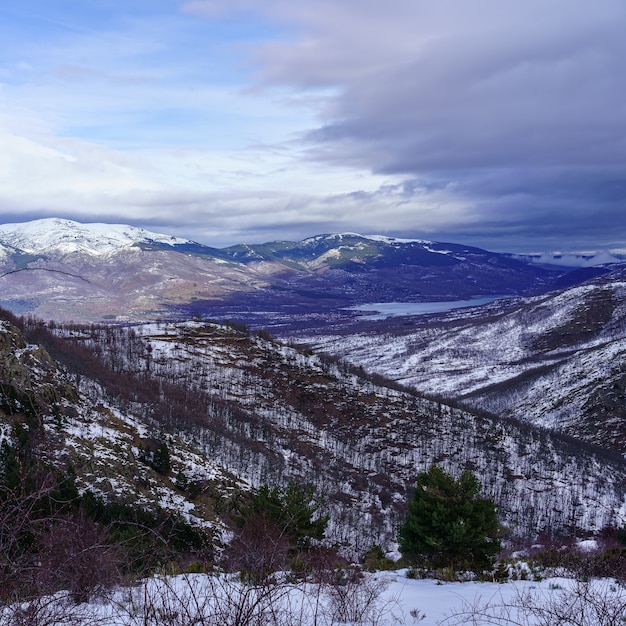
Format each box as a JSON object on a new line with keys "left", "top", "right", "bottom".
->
{"left": 245, "top": 0, "right": 626, "bottom": 249}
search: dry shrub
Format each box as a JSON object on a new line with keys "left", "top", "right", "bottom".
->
{"left": 37, "top": 512, "right": 123, "bottom": 603}
{"left": 225, "top": 513, "right": 291, "bottom": 581}
{"left": 441, "top": 578, "right": 626, "bottom": 626}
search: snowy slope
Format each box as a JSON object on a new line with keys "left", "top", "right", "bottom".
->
{"left": 38, "top": 318, "right": 626, "bottom": 547}
{"left": 3, "top": 570, "right": 621, "bottom": 626}
{"left": 0, "top": 217, "right": 191, "bottom": 256}
{"left": 291, "top": 271, "right": 626, "bottom": 450}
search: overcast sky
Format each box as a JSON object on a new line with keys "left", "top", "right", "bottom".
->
{"left": 0, "top": 0, "right": 624, "bottom": 252}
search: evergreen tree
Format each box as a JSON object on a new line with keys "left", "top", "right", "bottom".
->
{"left": 239, "top": 482, "right": 328, "bottom": 549}
{"left": 398, "top": 465, "right": 501, "bottom": 572}
{"left": 150, "top": 441, "right": 171, "bottom": 475}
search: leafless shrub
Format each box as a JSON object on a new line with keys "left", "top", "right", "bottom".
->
{"left": 37, "top": 512, "right": 123, "bottom": 603}
{"left": 441, "top": 578, "right": 626, "bottom": 626}
{"left": 323, "top": 567, "right": 403, "bottom": 625}
{"left": 225, "top": 514, "right": 291, "bottom": 582}
{"left": 0, "top": 472, "right": 59, "bottom": 601}
{"left": 292, "top": 546, "right": 351, "bottom": 584}
{"left": 530, "top": 542, "right": 626, "bottom": 582}
{"left": 115, "top": 566, "right": 409, "bottom": 626}
{"left": 0, "top": 467, "right": 125, "bottom": 613}
{"left": 121, "top": 573, "right": 299, "bottom": 626}
{"left": 0, "top": 591, "right": 100, "bottom": 626}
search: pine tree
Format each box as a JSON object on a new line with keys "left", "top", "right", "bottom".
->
{"left": 398, "top": 465, "right": 501, "bottom": 572}
{"left": 151, "top": 441, "right": 171, "bottom": 475}
{"left": 240, "top": 482, "right": 328, "bottom": 549}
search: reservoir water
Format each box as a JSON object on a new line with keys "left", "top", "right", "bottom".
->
{"left": 348, "top": 296, "right": 510, "bottom": 320}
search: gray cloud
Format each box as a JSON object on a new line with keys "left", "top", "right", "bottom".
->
{"left": 247, "top": 0, "right": 626, "bottom": 250}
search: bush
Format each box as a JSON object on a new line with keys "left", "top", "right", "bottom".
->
{"left": 0, "top": 437, "right": 213, "bottom": 602}
{"left": 531, "top": 544, "right": 626, "bottom": 582}
{"left": 441, "top": 578, "right": 626, "bottom": 626}
{"left": 362, "top": 544, "right": 396, "bottom": 572}
{"left": 226, "top": 514, "right": 291, "bottom": 582}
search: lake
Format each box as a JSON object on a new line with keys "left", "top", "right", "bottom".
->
{"left": 347, "top": 296, "right": 510, "bottom": 319}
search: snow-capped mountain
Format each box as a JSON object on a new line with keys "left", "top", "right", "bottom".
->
{"left": 0, "top": 217, "right": 192, "bottom": 256}
{"left": 0, "top": 219, "right": 254, "bottom": 322}
{"left": 0, "top": 218, "right": 579, "bottom": 323}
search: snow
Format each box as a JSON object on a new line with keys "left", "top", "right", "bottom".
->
{"left": 0, "top": 217, "right": 192, "bottom": 256}
{"left": 300, "top": 232, "right": 434, "bottom": 246}
{"left": 4, "top": 572, "right": 625, "bottom": 625}
{"left": 6, "top": 314, "right": 626, "bottom": 566}
{"left": 360, "top": 234, "right": 433, "bottom": 245}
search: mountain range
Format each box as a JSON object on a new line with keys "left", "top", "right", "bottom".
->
{"left": 2, "top": 309, "right": 625, "bottom": 556}
{"left": 0, "top": 217, "right": 595, "bottom": 324}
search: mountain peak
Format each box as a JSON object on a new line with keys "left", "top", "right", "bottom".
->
{"left": 0, "top": 218, "right": 192, "bottom": 256}
{"left": 299, "top": 232, "right": 434, "bottom": 246}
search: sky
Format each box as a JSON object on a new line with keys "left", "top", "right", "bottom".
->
{"left": 0, "top": 0, "right": 625, "bottom": 253}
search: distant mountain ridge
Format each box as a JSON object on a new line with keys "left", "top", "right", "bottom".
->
{"left": 0, "top": 217, "right": 585, "bottom": 323}
{"left": 0, "top": 217, "right": 193, "bottom": 256}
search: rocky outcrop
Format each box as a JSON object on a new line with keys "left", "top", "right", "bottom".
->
{"left": 0, "top": 320, "right": 77, "bottom": 418}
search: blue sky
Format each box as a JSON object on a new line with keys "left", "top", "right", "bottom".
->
{"left": 1, "top": 0, "right": 625, "bottom": 252}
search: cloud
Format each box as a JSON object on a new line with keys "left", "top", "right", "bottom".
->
{"left": 235, "top": 0, "right": 626, "bottom": 249}
{"left": 0, "top": 109, "right": 422, "bottom": 248}
{"left": 1, "top": 0, "right": 624, "bottom": 252}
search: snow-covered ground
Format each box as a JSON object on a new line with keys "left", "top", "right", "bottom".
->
{"left": 297, "top": 279, "right": 626, "bottom": 435}
{"left": 4, "top": 572, "right": 625, "bottom": 625}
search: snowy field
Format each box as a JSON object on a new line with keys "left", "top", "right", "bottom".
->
{"left": 3, "top": 571, "right": 625, "bottom": 625}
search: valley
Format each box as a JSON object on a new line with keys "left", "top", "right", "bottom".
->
{"left": 1, "top": 218, "right": 626, "bottom": 563}
{"left": 287, "top": 267, "right": 626, "bottom": 454}
{"left": 3, "top": 306, "right": 626, "bottom": 557}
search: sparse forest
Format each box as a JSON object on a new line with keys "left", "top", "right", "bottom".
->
{"left": 3, "top": 304, "right": 626, "bottom": 623}
{"left": 2, "top": 308, "right": 626, "bottom": 549}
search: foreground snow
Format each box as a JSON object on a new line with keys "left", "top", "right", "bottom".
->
{"left": 4, "top": 571, "right": 625, "bottom": 625}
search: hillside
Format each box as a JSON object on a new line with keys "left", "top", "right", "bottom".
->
{"left": 291, "top": 267, "right": 626, "bottom": 453}
{"left": 2, "top": 309, "right": 626, "bottom": 557}
{"left": 0, "top": 219, "right": 569, "bottom": 323}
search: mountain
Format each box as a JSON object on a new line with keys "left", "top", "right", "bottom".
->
{"left": 0, "top": 218, "right": 261, "bottom": 322}
{"left": 0, "top": 217, "right": 195, "bottom": 256}
{"left": 291, "top": 266, "right": 626, "bottom": 454}
{"left": 3, "top": 218, "right": 626, "bottom": 557}
{"left": 2, "top": 309, "right": 626, "bottom": 556}
{"left": 0, "top": 218, "right": 570, "bottom": 323}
